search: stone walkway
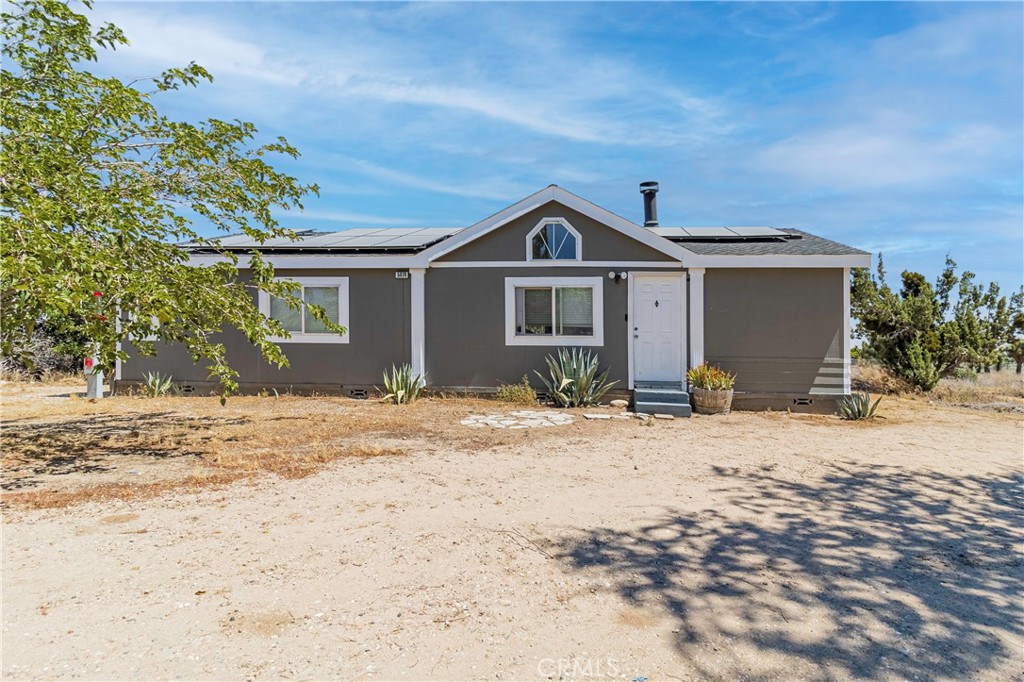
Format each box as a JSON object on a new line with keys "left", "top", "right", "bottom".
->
{"left": 459, "top": 410, "right": 574, "bottom": 429}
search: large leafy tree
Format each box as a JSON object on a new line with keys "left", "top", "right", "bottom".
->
{"left": 1, "top": 0, "right": 339, "bottom": 394}
{"left": 852, "top": 255, "right": 1015, "bottom": 390}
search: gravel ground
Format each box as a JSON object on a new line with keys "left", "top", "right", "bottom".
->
{"left": 2, "top": 392, "right": 1022, "bottom": 680}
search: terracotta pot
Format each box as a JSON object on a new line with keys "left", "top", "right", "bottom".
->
{"left": 691, "top": 387, "right": 734, "bottom": 415}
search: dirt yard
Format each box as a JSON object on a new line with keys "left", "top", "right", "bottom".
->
{"left": 2, "top": 383, "right": 1022, "bottom": 681}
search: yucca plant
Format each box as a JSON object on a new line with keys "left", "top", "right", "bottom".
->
{"left": 838, "top": 391, "right": 882, "bottom": 420}
{"left": 535, "top": 348, "right": 618, "bottom": 408}
{"left": 686, "top": 363, "right": 736, "bottom": 390}
{"left": 382, "top": 363, "right": 425, "bottom": 405}
{"left": 142, "top": 371, "right": 175, "bottom": 397}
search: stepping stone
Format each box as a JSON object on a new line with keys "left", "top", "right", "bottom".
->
{"left": 583, "top": 414, "right": 612, "bottom": 420}
{"left": 654, "top": 413, "right": 675, "bottom": 420}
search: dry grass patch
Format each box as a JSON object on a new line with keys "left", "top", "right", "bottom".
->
{"left": 930, "top": 372, "right": 1024, "bottom": 413}
{"left": 2, "top": 471, "right": 248, "bottom": 510}
{"left": 1, "top": 388, "right": 570, "bottom": 507}
{"left": 206, "top": 443, "right": 407, "bottom": 479}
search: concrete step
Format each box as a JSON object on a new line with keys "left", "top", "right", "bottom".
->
{"left": 634, "top": 389, "right": 690, "bottom": 405}
{"left": 634, "top": 401, "right": 692, "bottom": 418}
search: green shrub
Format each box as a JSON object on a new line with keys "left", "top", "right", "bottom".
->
{"left": 535, "top": 348, "right": 618, "bottom": 408}
{"left": 838, "top": 391, "right": 882, "bottom": 420}
{"left": 382, "top": 363, "right": 425, "bottom": 405}
{"left": 143, "top": 371, "right": 176, "bottom": 397}
{"left": 949, "top": 366, "right": 979, "bottom": 383}
{"left": 496, "top": 375, "right": 538, "bottom": 405}
{"left": 686, "top": 363, "right": 736, "bottom": 390}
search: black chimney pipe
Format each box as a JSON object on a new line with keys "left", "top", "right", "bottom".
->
{"left": 640, "top": 181, "right": 659, "bottom": 227}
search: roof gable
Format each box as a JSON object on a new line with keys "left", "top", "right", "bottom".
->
{"left": 419, "top": 185, "right": 694, "bottom": 264}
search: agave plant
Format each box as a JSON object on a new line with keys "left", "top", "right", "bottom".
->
{"left": 382, "top": 363, "right": 425, "bottom": 405}
{"left": 142, "top": 371, "right": 175, "bottom": 397}
{"left": 535, "top": 348, "right": 618, "bottom": 408}
{"left": 838, "top": 391, "right": 882, "bottom": 420}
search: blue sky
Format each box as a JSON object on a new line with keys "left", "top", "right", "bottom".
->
{"left": 91, "top": 1, "right": 1023, "bottom": 289}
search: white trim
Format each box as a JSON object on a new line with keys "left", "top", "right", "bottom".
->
{"left": 629, "top": 272, "right": 686, "bottom": 388}
{"left": 114, "top": 312, "right": 122, "bottom": 381}
{"left": 190, "top": 254, "right": 422, "bottom": 269}
{"left": 687, "top": 254, "right": 871, "bottom": 269}
{"left": 525, "top": 217, "right": 582, "bottom": 262}
{"left": 430, "top": 260, "right": 682, "bottom": 269}
{"left": 420, "top": 185, "right": 693, "bottom": 264}
{"left": 688, "top": 268, "right": 705, "bottom": 371}
{"left": 257, "top": 277, "right": 350, "bottom": 344}
{"left": 626, "top": 273, "right": 634, "bottom": 389}
{"left": 843, "top": 266, "right": 851, "bottom": 393}
{"left": 410, "top": 268, "right": 426, "bottom": 376}
{"left": 503, "top": 276, "right": 604, "bottom": 347}
{"left": 188, "top": 252, "right": 871, "bottom": 271}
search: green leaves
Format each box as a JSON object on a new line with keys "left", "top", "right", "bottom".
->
{"left": 851, "top": 256, "right": 1016, "bottom": 391}
{"left": 535, "top": 348, "right": 618, "bottom": 408}
{"left": 0, "top": 0, "right": 328, "bottom": 397}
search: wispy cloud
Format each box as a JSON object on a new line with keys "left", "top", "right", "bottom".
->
{"left": 93, "top": 6, "right": 304, "bottom": 85}
{"left": 82, "top": 2, "right": 1021, "bottom": 288}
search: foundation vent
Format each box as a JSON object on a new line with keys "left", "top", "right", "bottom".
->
{"left": 348, "top": 388, "right": 369, "bottom": 400}
{"left": 180, "top": 385, "right": 195, "bottom": 395}
{"left": 793, "top": 398, "right": 813, "bottom": 406}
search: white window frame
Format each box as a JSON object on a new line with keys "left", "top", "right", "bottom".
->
{"left": 525, "top": 218, "right": 583, "bottom": 262}
{"left": 257, "top": 277, "right": 350, "bottom": 344}
{"left": 504, "top": 276, "right": 603, "bottom": 346}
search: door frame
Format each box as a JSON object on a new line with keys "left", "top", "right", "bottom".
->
{"left": 627, "top": 271, "right": 687, "bottom": 389}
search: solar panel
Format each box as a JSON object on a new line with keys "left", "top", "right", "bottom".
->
{"left": 196, "top": 226, "right": 465, "bottom": 252}
{"left": 651, "top": 226, "right": 790, "bottom": 240}
{"left": 729, "top": 226, "right": 786, "bottom": 237}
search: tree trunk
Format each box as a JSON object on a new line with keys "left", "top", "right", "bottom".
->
{"left": 1017, "top": 359, "right": 1023, "bottom": 374}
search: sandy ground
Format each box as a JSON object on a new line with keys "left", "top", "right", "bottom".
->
{"left": 2, "top": 387, "right": 1022, "bottom": 681}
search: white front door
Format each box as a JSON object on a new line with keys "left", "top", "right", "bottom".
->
{"left": 632, "top": 274, "right": 685, "bottom": 383}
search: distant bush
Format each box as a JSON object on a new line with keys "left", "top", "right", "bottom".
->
{"left": 382, "top": 363, "right": 425, "bottom": 405}
{"left": 949, "top": 366, "right": 979, "bottom": 383}
{"left": 838, "top": 392, "right": 882, "bottom": 420}
{"left": 536, "top": 348, "right": 617, "bottom": 408}
{"left": 496, "top": 375, "right": 537, "bottom": 405}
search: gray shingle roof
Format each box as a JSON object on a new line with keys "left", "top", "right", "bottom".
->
{"left": 666, "top": 229, "right": 869, "bottom": 257}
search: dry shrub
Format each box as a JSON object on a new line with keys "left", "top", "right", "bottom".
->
{"left": 931, "top": 371, "right": 1024, "bottom": 412}
{"left": 495, "top": 375, "right": 538, "bottom": 406}
{"left": 852, "top": 362, "right": 913, "bottom": 395}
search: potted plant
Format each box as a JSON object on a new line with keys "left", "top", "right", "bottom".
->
{"left": 686, "top": 363, "right": 737, "bottom": 415}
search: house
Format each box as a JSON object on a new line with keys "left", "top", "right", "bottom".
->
{"left": 118, "top": 183, "right": 871, "bottom": 415}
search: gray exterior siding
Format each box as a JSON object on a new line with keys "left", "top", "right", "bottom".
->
{"left": 703, "top": 268, "right": 845, "bottom": 395}
{"left": 121, "top": 269, "right": 409, "bottom": 390}
{"left": 436, "top": 200, "right": 675, "bottom": 263}
{"left": 424, "top": 267, "right": 633, "bottom": 388}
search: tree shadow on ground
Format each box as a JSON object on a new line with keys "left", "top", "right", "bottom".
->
{"left": 1, "top": 412, "right": 248, "bottom": 490}
{"left": 554, "top": 462, "right": 1023, "bottom": 681}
